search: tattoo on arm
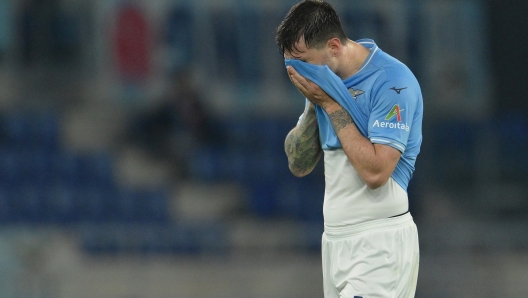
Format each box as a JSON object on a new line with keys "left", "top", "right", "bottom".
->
{"left": 284, "top": 110, "right": 321, "bottom": 176}
{"left": 328, "top": 108, "right": 354, "bottom": 134}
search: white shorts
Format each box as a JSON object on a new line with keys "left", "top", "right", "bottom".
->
{"left": 321, "top": 213, "right": 419, "bottom": 298}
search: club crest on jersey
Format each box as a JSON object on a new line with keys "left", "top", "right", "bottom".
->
{"left": 385, "top": 104, "right": 403, "bottom": 122}
{"left": 348, "top": 88, "right": 364, "bottom": 100}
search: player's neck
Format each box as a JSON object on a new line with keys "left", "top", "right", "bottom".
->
{"left": 337, "top": 40, "right": 371, "bottom": 80}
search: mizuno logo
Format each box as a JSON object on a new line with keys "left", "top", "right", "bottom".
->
{"left": 390, "top": 86, "right": 407, "bottom": 94}
{"left": 348, "top": 88, "right": 364, "bottom": 100}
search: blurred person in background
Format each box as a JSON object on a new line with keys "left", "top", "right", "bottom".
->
{"left": 126, "top": 68, "right": 215, "bottom": 179}
{"left": 276, "top": 1, "right": 423, "bottom": 297}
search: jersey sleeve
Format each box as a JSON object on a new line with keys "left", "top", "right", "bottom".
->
{"left": 368, "top": 77, "right": 419, "bottom": 153}
{"left": 296, "top": 99, "right": 310, "bottom": 126}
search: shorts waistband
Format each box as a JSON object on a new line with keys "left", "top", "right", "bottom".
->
{"left": 324, "top": 213, "right": 414, "bottom": 240}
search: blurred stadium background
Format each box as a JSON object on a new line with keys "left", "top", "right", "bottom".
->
{"left": 0, "top": 0, "right": 526, "bottom": 297}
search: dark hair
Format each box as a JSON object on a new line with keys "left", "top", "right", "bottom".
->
{"left": 275, "top": 0, "right": 348, "bottom": 56}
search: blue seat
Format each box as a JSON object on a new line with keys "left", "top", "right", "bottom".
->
{"left": 164, "top": 5, "right": 194, "bottom": 70}
{"left": 76, "top": 186, "right": 108, "bottom": 222}
{"left": 1, "top": 111, "right": 60, "bottom": 152}
{"left": 188, "top": 146, "right": 228, "bottom": 181}
{"left": 137, "top": 189, "right": 171, "bottom": 223}
{"left": 493, "top": 113, "right": 528, "bottom": 180}
{"left": 276, "top": 172, "right": 325, "bottom": 221}
{"left": 0, "top": 187, "right": 14, "bottom": 223}
{"left": 234, "top": 7, "right": 263, "bottom": 83}
{"left": 246, "top": 180, "right": 279, "bottom": 218}
{"left": 428, "top": 119, "right": 481, "bottom": 186}
{"left": 0, "top": 148, "right": 23, "bottom": 187}
{"left": 44, "top": 185, "right": 77, "bottom": 223}
{"left": 52, "top": 151, "right": 81, "bottom": 186}
{"left": 15, "top": 185, "right": 45, "bottom": 223}
{"left": 75, "top": 152, "right": 115, "bottom": 187}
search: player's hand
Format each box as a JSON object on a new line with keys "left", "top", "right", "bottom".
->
{"left": 286, "top": 65, "right": 337, "bottom": 110}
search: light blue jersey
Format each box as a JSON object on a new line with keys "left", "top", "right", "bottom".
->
{"left": 287, "top": 39, "right": 423, "bottom": 191}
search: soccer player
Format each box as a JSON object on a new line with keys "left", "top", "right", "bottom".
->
{"left": 275, "top": 1, "right": 423, "bottom": 297}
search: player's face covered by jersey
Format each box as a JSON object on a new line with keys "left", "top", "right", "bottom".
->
{"left": 284, "top": 36, "right": 338, "bottom": 73}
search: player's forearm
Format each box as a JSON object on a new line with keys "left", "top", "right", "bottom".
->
{"left": 284, "top": 103, "right": 322, "bottom": 177}
{"left": 326, "top": 104, "right": 395, "bottom": 189}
